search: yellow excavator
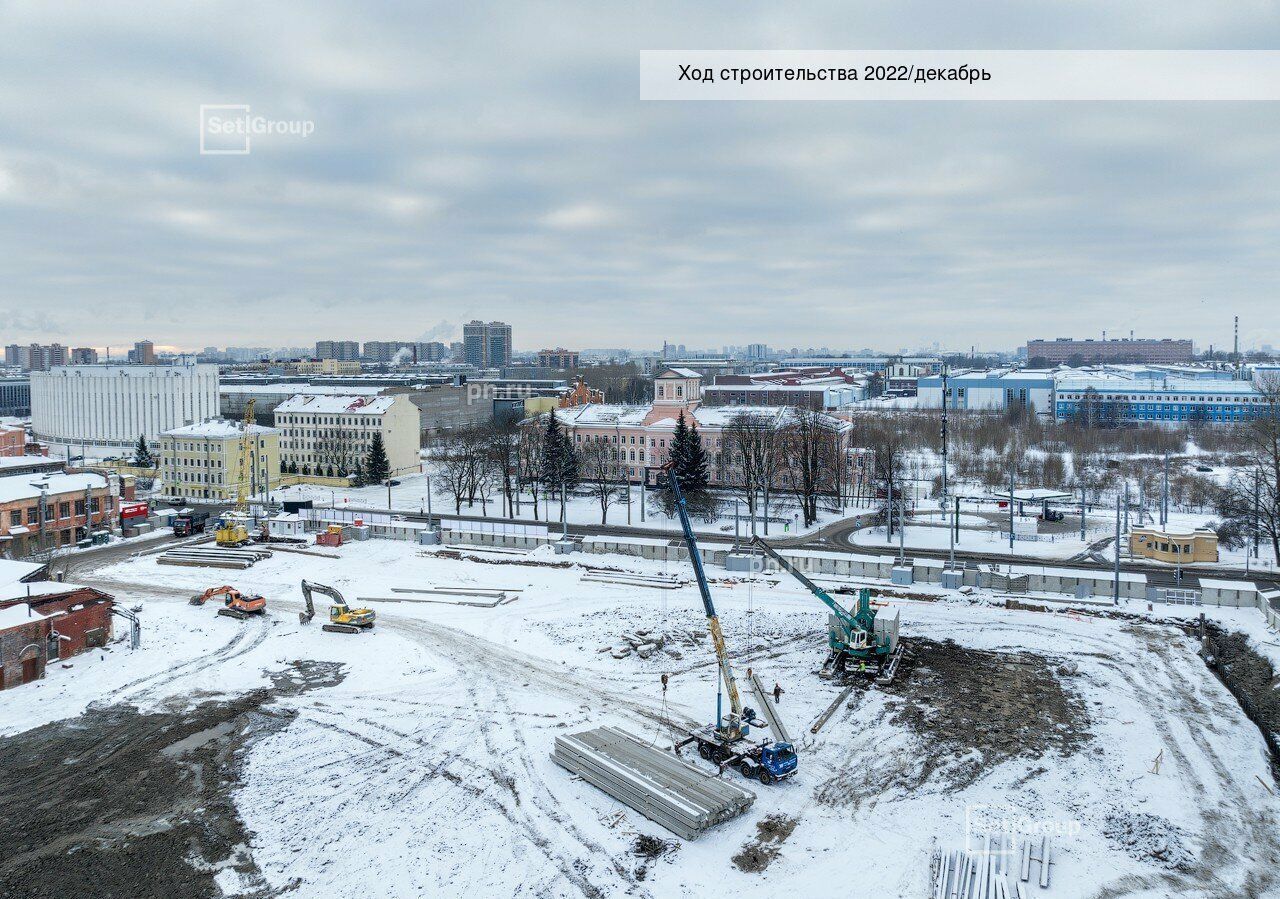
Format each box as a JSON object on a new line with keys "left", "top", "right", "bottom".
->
{"left": 299, "top": 579, "right": 376, "bottom": 634}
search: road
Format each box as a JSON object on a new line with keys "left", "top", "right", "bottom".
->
{"left": 287, "top": 502, "right": 1280, "bottom": 593}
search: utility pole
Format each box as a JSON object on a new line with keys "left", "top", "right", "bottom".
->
{"left": 1008, "top": 456, "right": 1015, "bottom": 551}
{"left": 426, "top": 474, "right": 433, "bottom": 528}
{"left": 1123, "top": 480, "right": 1129, "bottom": 533}
{"left": 640, "top": 475, "right": 646, "bottom": 523}
{"left": 949, "top": 495, "right": 956, "bottom": 569}
{"left": 1113, "top": 490, "right": 1122, "bottom": 605}
{"left": 1161, "top": 453, "right": 1169, "bottom": 527}
{"left": 887, "top": 477, "right": 894, "bottom": 544}
{"left": 940, "top": 365, "right": 949, "bottom": 502}
{"left": 898, "top": 487, "right": 906, "bottom": 564}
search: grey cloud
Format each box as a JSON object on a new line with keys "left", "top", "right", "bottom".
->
{"left": 0, "top": 2, "right": 1278, "bottom": 352}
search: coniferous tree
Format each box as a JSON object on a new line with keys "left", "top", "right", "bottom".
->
{"left": 669, "top": 412, "right": 689, "bottom": 474}
{"left": 365, "top": 433, "right": 391, "bottom": 483}
{"left": 133, "top": 435, "right": 155, "bottom": 468}
{"left": 682, "top": 418, "right": 710, "bottom": 494}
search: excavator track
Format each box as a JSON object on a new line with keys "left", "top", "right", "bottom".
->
{"left": 217, "top": 608, "right": 251, "bottom": 620}
{"left": 322, "top": 623, "right": 363, "bottom": 634}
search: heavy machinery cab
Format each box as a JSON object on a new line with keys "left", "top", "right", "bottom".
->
{"left": 331, "top": 605, "right": 375, "bottom": 628}
{"left": 760, "top": 742, "right": 798, "bottom": 778}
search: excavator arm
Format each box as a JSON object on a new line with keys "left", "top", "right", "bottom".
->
{"left": 190, "top": 585, "right": 238, "bottom": 606}
{"left": 300, "top": 578, "right": 345, "bottom": 624}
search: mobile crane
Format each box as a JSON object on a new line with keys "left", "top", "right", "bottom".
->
{"left": 299, "top": 579, "right": 376, "bottom": 634}
{"left": 667, "top": 468, "right": 798, "bottom": 785}
{"left": 751, "top": 536, "right": 903, "bottom": 683}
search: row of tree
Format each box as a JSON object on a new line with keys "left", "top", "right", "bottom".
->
{"left": 429, "top": 406, "right": 852, "bottom": 527}
{"left": 280, "top": 432, "right": 389, "bottom": 485}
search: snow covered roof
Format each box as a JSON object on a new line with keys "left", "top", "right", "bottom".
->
{"left": 0, "top": 602, "right": 47, "bottom": 631}
{"left": 0, "top": 471, "right": 109, "bottom": 504}
{"left": 164, "top": 419, "right": 278, "bottom": 438}
{"left": 658, "top": 368, "right": 701, "bottom": 379}
{"left": 275, "top": 394, "right": 397, "bottom": 415}
{"left": 0, "top": 559, "right": 43, "bottom": 589}
{"left": 554, "top": 403, "right": 851, "bottom": 432}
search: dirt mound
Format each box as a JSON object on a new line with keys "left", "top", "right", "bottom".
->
{"left": 1103, "top": 812, "right": 1195, "bottom": 870}
{"left": 1203, "top": 624, "right": 1280, "bottom": 775}
{"left": 0, "top": 660, "right": 344, "bottom": 899}
{"left": 732, "top": 814, "right": 798, "bottom": 873}
{"left": 883, "top": 639, "right": 1090, "bottom": 790}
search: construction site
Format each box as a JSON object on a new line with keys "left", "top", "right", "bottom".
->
{"left": 2, "top": 486, "right": 1279, "bottom": 899}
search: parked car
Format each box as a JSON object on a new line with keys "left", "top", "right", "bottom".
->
{"left": 1196, "top": 465, "right": 1214, "bottom": 473}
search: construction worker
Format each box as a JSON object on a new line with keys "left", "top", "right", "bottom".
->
{"left": 772, "top": 682, "right": 784, "bottom": 704}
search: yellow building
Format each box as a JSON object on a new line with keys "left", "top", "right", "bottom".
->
{"left": 1129, "top": 526, "right": 1219, "bottom": 564}
{"left": 160, "top": 419, "right": 281, "bottom": 502}
{"left": 293, "top": 359, "right": 361, "bottom": 376}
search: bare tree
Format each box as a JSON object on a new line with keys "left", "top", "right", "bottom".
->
{"left": 314, "top": 427, "right": 363, "bottom": 477}
{"left": 486, "top": 415, "right": 521, "bottom": 517}
{"left": 517, "top": 421, "right": 545, "bottom": 521}
{"left": 1217, "top": 376, "right": 1280, "bottom": 561}
{"left": 780, "top": 409, "right": 842, "bottom": 527}
{"left": 579, "top": 439, "right": 619, "bottom": 524}
{"left": 725, "top": 410, "right": 782, "bottom": 534}
{"left": 435, "top": 432, "right": 472, "bottom": 514}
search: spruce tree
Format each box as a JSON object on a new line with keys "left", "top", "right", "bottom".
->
{"left": 682, "top": 419, "right": 710, "bottom": 493}
{"left": 133, "top": 434, "right": 154, "bottom": 468}
{"left": 365, "top": 433, "right": 390, "bottom": 483}
{"left": 669, "top": 412, "right": 689, "bottom": 474}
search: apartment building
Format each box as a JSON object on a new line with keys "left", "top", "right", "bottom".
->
{"left": 159, "top": 419, "right": 280, "bottom": 502}
{"left": 5, "top": 344, "right": 69, "bottom": 372}
{"left": 273, "top": 393, "right": 420, "bottom": 478}
{"left": 0, "top": 471, "right": 118, "bottom": 557}
{"left": 315, "top": 340, "right": 361, "bottom": 361}
{"left": 537, "top": 348, "right": 580, "bottom": 369}
{"left": 463, "top": 320, "right": 513, "bottom": 368}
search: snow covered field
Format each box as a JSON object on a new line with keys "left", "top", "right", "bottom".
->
{"left": 7, "top": 539, "right": 1278, "bottom": 898}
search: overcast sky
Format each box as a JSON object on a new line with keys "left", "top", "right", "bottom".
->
{"left": 1, "top": 2, "right": 1278, "bottom": 355}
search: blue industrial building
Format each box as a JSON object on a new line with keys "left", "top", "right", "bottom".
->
{"left": 918, "top": 365, "right": 1269, "bottom": 425}
{"left": 1053, "top": 370, "right": 1265, "bottom": 425}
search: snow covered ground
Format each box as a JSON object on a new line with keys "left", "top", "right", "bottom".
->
{"left": 6, "top": 538, "right": 1278, "bottom": 897}
{"left": 849, "top": 522, "right": 1099, "bottom": 560}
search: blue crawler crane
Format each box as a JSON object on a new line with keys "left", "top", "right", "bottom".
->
{"left": 666, "top": 468, "right": 798, "bottom": 785}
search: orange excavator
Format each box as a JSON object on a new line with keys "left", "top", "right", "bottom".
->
{"left": 189, "top": 585, "right": 267, "bottom": 620}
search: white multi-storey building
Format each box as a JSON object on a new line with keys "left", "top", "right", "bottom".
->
{"left": 30, "top": 361, "right": 219, "bottom": 457}
{"left": 273, "top": 393, "right": 420, "bottom": 477}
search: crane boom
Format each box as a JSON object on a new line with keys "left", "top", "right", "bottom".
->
{"left": 235, "top": 398, "right": 256, "bottom": 511}
{"left": 750, "top": 535, "right": 862, "bottom": 636}
{"left": 666, "top": 467, "right": 746, "bottom": 740}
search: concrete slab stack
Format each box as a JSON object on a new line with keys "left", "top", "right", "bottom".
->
{"left": 157, "top": 546, "right": 273, "bottom": 570}
{"left": 552, "top": 726, "right": 755, "bottom": 840}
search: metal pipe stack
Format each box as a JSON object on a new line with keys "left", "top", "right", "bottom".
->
{"left": 552, "top": 726, "right": 755, "bottom": 841}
